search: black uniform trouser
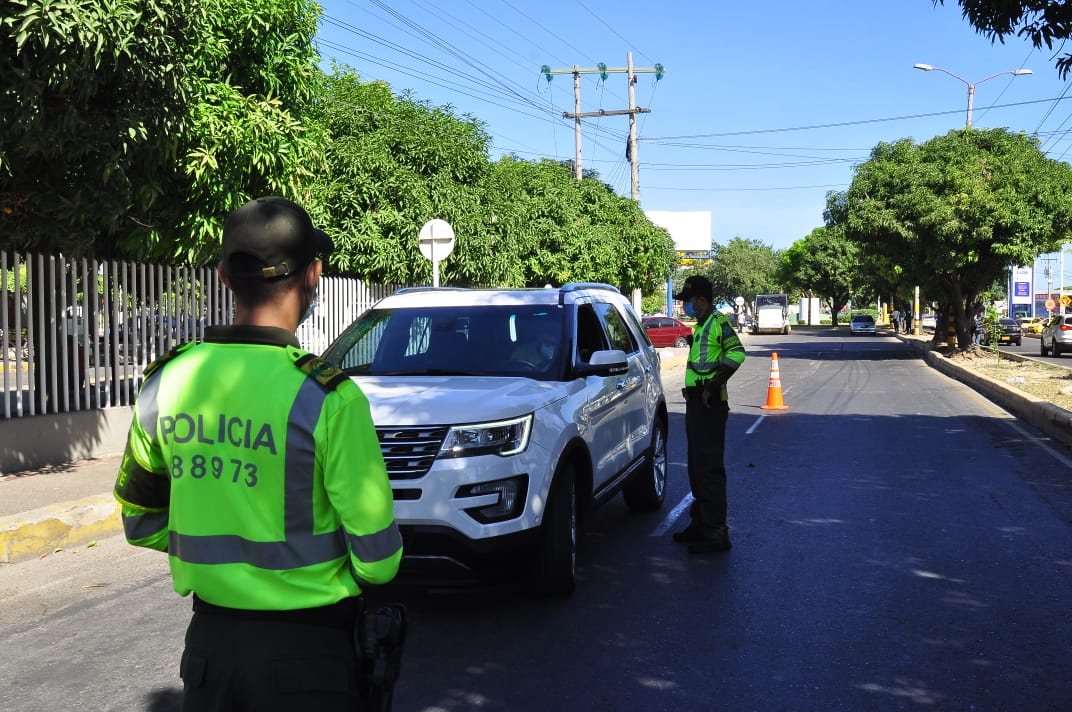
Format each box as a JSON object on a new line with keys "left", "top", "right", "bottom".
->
{"left": 180, "top": 596, "right": 365, "bottom": 712}
{"left": 684, "top": 393, "right": 729, "bottom": 533}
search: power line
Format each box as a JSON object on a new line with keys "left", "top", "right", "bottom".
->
{"left": 643, "top": 96, "right": 1072, "bottom": 140}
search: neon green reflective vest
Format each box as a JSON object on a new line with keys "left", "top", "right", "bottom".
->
{"left": 685, "top": 311, "right": 746, "bottom": 399}
{"left": 115, "top": 325, "right": 402, "bottom": 611}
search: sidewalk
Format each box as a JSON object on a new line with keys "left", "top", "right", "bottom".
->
{"left": 0, "top": 347, "right": 692, "bottom": 565}
{"left": 0, "top": 454, "right": 123, "bottom": 564}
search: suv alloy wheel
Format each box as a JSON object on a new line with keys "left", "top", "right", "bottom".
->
{"left": 622, "top": 419, "right": 667, "bottom": 512}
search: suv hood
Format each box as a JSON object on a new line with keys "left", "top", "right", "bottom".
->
{"left": 354, "top": 376, "right": 569, "bottom": 425}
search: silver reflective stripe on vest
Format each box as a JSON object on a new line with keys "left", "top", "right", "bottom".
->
{"left": 687, "top": 318, "right": 719, "bottom": 375}
{"left": 124, "top": 510, "right": 168, "bottom": 542}
{"left": 168, "top": 529, "right": 348, "bottom": 568}
{"left": 347, "top": 524, "right": 404, "bottom": 564}
{"left": 284, "top": 378, "right": 324, "bottom": 533}
{"left": 138, "top": 371, "right": 162, "bottom": 440}
{"left": 168, "top": 376, "right": 352, "bottom": 570}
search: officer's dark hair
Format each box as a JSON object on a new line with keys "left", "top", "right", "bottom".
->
{"left": 226, "top": 253, "right": 307, "bottom": 308}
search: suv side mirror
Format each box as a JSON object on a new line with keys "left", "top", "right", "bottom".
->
{"left": 573, "top": 349, "right": 628, "bottom": 377}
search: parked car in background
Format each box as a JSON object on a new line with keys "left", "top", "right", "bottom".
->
{"left": 642, "top": 316, "right": 692, "bottom": 348}
{"left": 849, "top": 314, "right": 876, "bottom": 335}
{"left": 1019, "top": 316, "right": 1045, "bottom": 335}
{"left": 983, "top": 317, "right": 1022, "bottom": 346}
{"left": 1040, "top": 314, "right": 1072, "bottom": 356}
{"left": 921, "top": 314, "right": 937, "bottom": 331}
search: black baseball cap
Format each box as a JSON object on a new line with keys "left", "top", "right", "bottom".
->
{"left": 221, "top": 196, "right": 334, "bottom": 280}
{"left": 673, "top": 275, "right": 713, "bottom": 301}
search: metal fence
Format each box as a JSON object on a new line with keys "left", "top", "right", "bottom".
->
{"left": 2, "top": 251, "right": 398, "bottom": 419}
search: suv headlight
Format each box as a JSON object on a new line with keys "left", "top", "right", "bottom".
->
{"left": 439, "top": 414, "right": 533, "bottom": 458}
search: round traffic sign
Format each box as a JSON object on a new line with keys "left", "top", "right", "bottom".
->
{"left": 1045, "top": 298, "right": 1056, "bottom": 310}
{"left": 418, "top": 219, "right": 455, "bottom": 261}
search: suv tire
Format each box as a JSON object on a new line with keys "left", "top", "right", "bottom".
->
{"left": 536, "top": 463, "right": 577, "bottom": 596}
{"left": 623, "top": 419, "right": 668, "bottom": 512}
{"left": 1054, "top": 341, "right": 1063, "bottom": 357}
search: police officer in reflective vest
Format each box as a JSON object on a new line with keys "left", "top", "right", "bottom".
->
{"left": 114, "top": 196, "right": 403, "bottom": 710}
{"left": 671, "top": 275, "right": 746, "bottom": 554}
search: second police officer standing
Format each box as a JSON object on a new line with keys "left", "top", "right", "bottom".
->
{"left": 114, "top": 196, "right": 403, "bottom": 711}
{"left": 671, "top": 275, "right": 746, "bottom": 554}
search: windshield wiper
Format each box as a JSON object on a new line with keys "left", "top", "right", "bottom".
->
{"left": 377, "top": 369, "right": 482, "bottom": 376}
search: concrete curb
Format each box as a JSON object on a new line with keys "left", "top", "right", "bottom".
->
{"left": 0, "top": 494, "right": 121, "bottom": 564}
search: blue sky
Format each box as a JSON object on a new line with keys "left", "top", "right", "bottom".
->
{"left": 314, "top": 0, "right": 1072, "bottom": 289}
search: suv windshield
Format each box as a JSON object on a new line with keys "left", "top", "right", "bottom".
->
{"left": 323, "top": 305, "right": 566, "bottom": 379}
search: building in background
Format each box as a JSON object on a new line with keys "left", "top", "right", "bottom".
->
{"left": 645, "top": 210, "right": 711, "bottom": 316}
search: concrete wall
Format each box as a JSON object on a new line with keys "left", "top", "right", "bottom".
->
{"left": 0, "top": 407, "right": 131, "bottom": 474}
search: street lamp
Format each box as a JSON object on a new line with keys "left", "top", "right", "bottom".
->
{"left": 913, "top": 63, "right": 1032, "bottom": 128}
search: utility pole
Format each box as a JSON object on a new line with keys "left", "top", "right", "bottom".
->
{"left": 542, "top": 53, "right": 664, "bottom": 201}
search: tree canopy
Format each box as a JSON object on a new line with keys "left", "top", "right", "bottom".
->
{"left": 304, "top": 67, "right": 675, "bottom": 289}
{"left": 1, "top": 8, "right": 674, "bottom": 291}
{"left": 779, "top": 222, "right": 859, "bottom": 325}
{"left": 843, "top": 127, "right": 1072, "bottom": 346}
{"left": 940, "top": 1, "right": 1072, "bottom": 78}
{"left": 696, "top": 237, "right": 782, "bottom": 308}
{"left": 0, "top": 0, "right": 322, "bottom": 262}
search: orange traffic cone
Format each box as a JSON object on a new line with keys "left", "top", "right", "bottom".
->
{"left": 760, "top": 352, "right": 789, "bottom": 410}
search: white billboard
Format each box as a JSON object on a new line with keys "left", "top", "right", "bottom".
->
{"left": 1011, "top": 266, "right": 1032, "bottom": 305}
{"left": 645, "top": 210, "right": 711, "bottom": 253}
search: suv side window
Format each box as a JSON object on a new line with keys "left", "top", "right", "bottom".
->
{"left": 621, "top": 304, "right": 651, "bottom": 350}
{"left": 594, "top": 301, "right": 638, "bottom": 354}
{"left": 576, "top": 303, "right": 610, "bottom": 363}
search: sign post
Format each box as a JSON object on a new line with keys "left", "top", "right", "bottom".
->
{"left": 418, "top": 219, "right": 456, "bottom": 287}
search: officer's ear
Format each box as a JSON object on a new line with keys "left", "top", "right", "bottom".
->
{"left": 304, "top": 259, "right": 323, "bottom": 291}
{"left": 217, "top": 261, "right": 233, "bottom": 290}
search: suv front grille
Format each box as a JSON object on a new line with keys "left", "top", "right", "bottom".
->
{"left": 376, "top": 426, "right": 449, "bottom": 480}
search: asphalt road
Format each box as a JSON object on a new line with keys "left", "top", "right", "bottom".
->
{"left": 2, "top": 330, "right": 1071, "bottom": 711}
{"left": 997, "top": 332, "right": 1072, "bottom": 367}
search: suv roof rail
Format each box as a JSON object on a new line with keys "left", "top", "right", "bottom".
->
{"left": 560, "top": 282, "right": 621, "bottom": 294}
{"left": 393, "top": 286, "right": 469, "bottom": 295}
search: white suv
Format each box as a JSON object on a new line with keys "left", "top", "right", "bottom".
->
{"left": 1041, "top": 314, "right": 1072, "bottom": 356}
{"left": 322, "top": 283, "right": 668, "bottom": 594}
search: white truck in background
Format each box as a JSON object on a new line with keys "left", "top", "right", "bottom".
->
{"left": 753, "top": 294, "right": 791, "bottom": 335}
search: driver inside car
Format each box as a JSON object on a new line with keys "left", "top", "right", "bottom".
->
{"left": 511, "top": 319, "right": 558, "bottom": 369}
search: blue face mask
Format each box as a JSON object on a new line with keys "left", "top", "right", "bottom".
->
{"left": 683, "top": 301, "right": 696, "bottom": 318}
{"left": 299, "top": 290, "right": 318, "bottom": 326}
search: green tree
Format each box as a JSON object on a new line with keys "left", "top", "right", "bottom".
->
{"left": 1, "top": 0, "right": 189, "bottom": 255}
{"left": 0, "top": 0, "right": 325, "bottom": 262}
{"left": 701, "top": 237, "right": 781, "bottom": 308}
{"left": 305, "top": 69, "right": 496, "bottom": 284}
{"left": 844, "top": 128, "right": 1072, "bottom": 347}
{"left": 306, "top": 70, "right": 675, "bottom": 289}
{"left": 939, "top": 1, "right": 1072, "bottom": 78}
{"left": 779, "top": 223, "right": 860, "bottom": 326}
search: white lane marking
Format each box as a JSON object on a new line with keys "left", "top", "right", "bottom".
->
{"left": 652, "top": 492, "right": 694, "bottom": 536}
{"left": 653, "top": 383, "right": 789, "bottom": 536}
{"left": 1002, "top": 416, "right": 1072, "bottom": 469}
